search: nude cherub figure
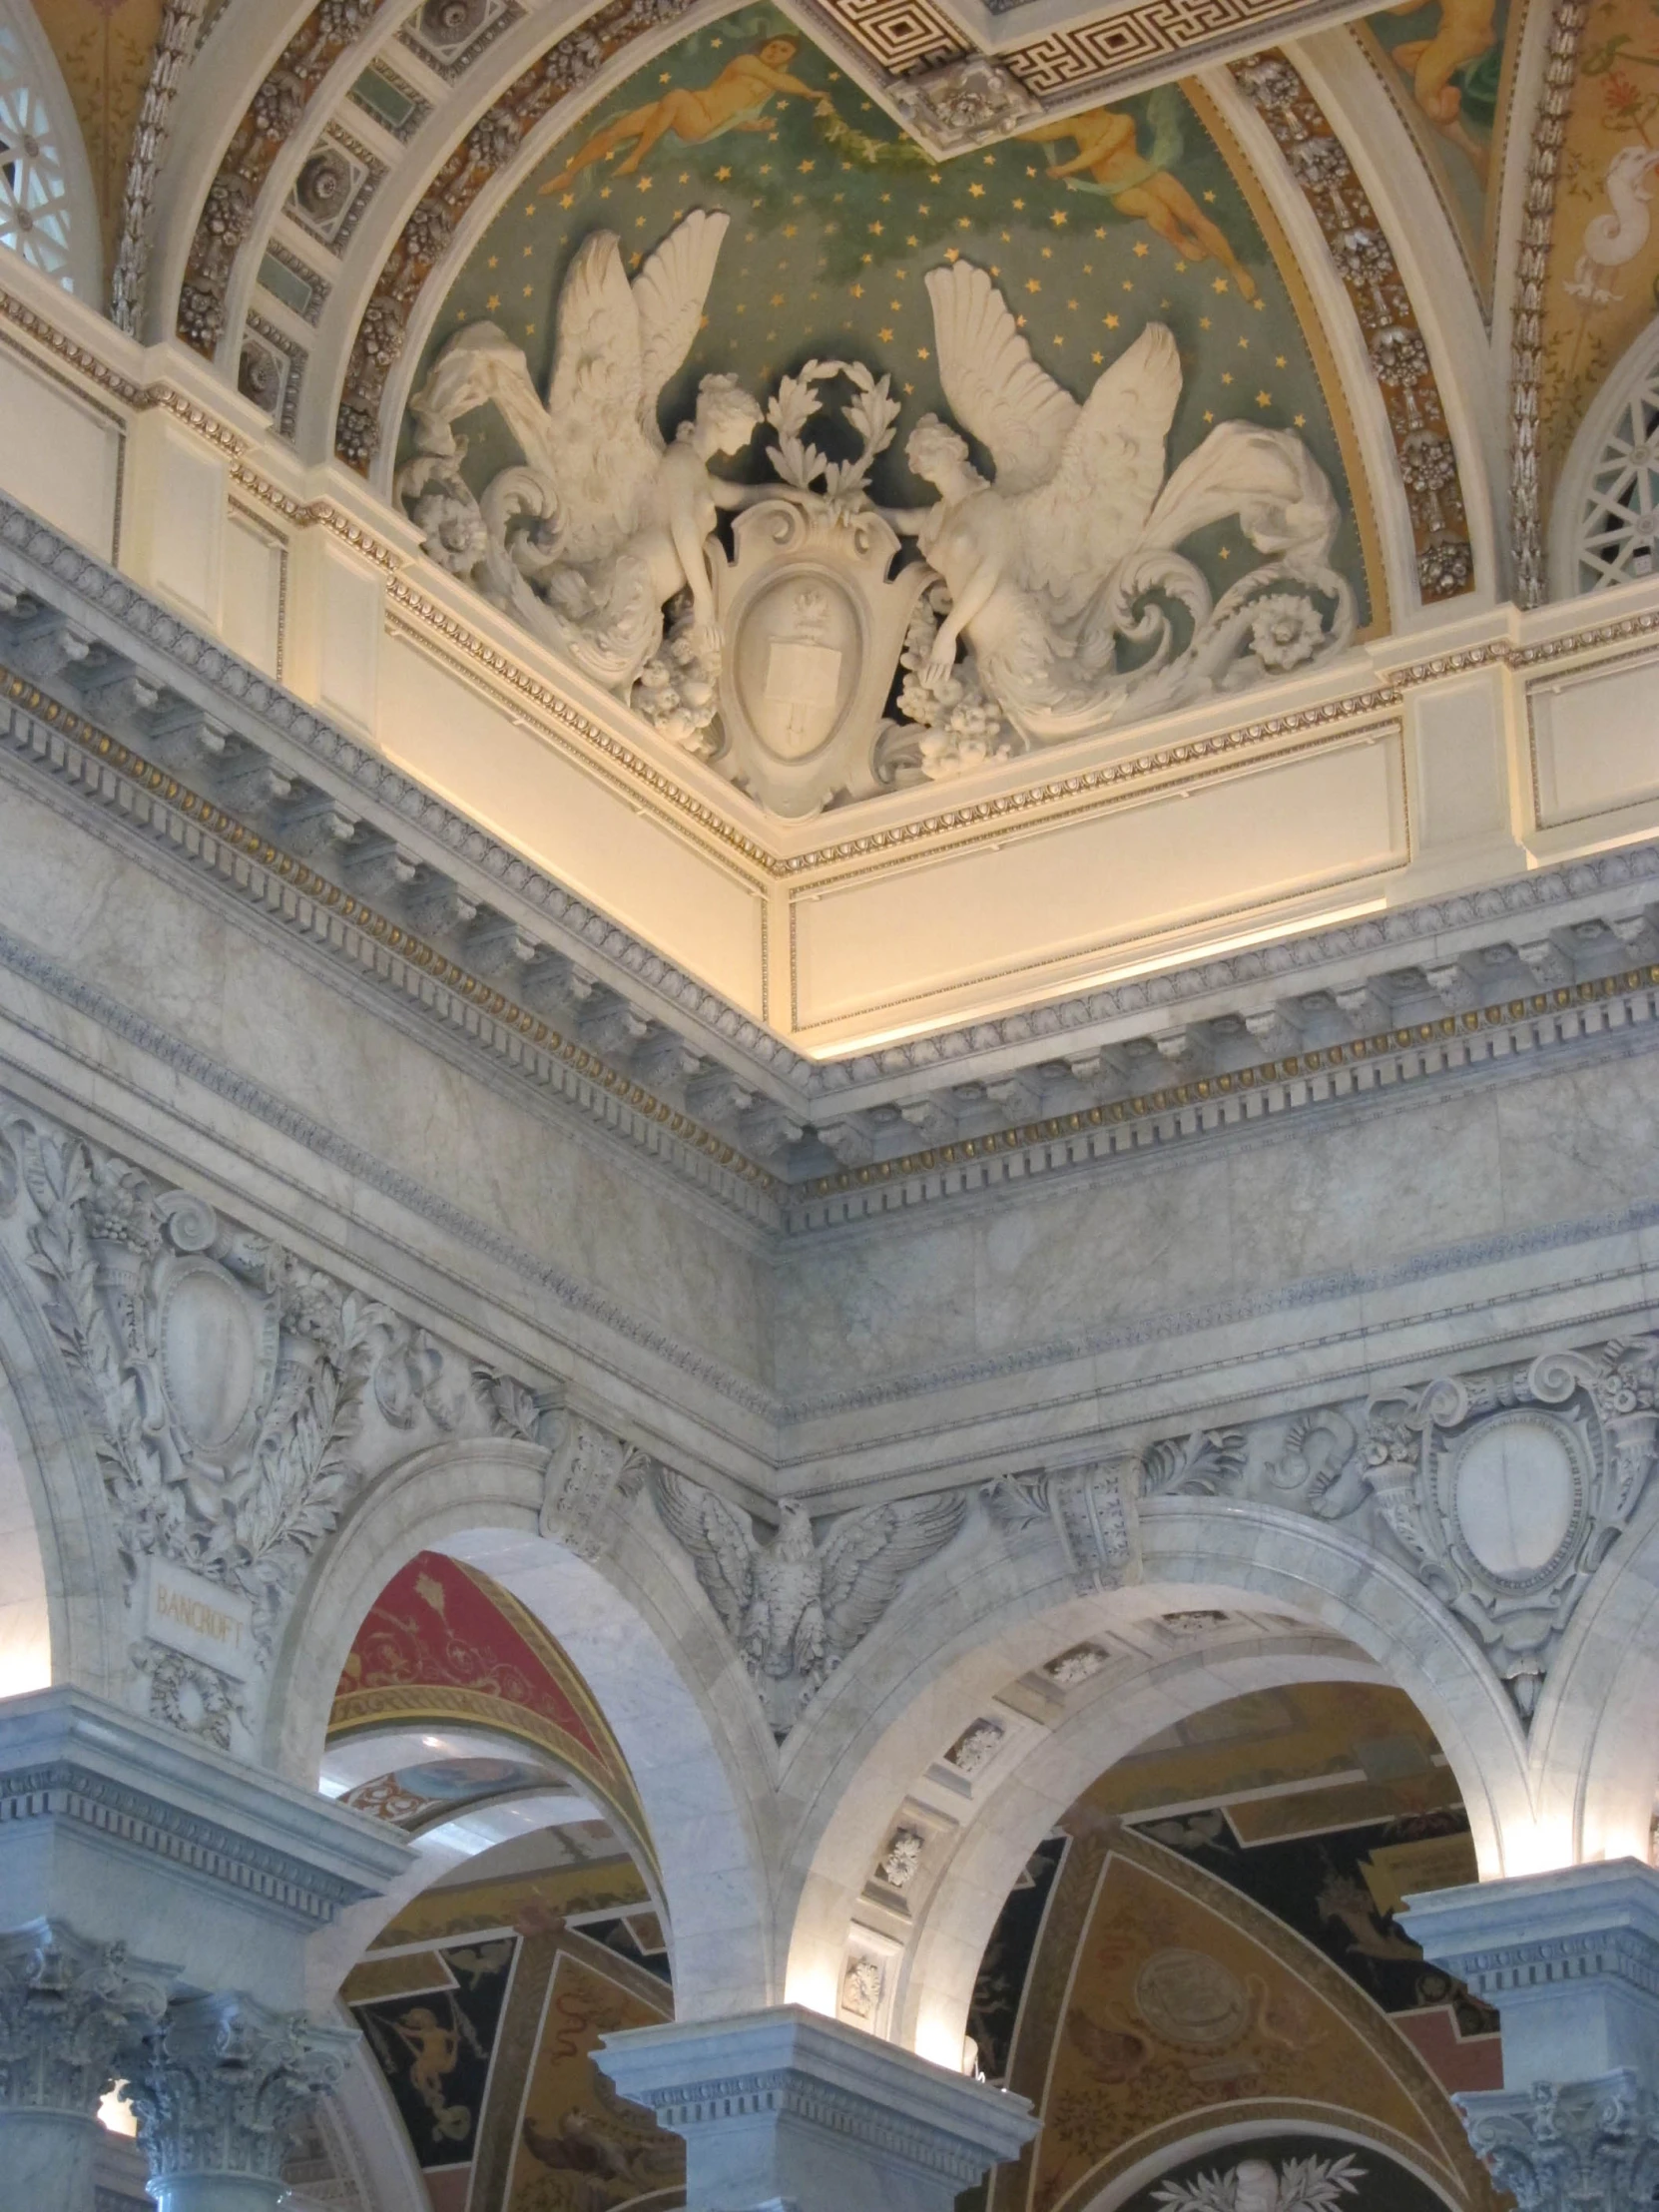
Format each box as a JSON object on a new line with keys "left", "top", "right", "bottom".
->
{"left": 1022, "top": 108, "right": 1257, "bottom": 300}
{"left": 541, "top": 36, "right": 831, "bottom": 193}
{"left": 389, "top": 2004, "right": 470, "bottom": 2143}
{"left": 1384, "top": 0, "right": 1497, "bottom": 174}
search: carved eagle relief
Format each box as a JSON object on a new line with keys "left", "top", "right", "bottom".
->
{"left": 651, "top": 1468, "right": 966, "bottom": 1728}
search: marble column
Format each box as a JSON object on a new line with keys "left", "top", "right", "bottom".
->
{"left": 0, "top": 1919, "right": 173, "bottom": 2212}
{"left": 597, "top": 2004, "right": 1037, "bottom": 2212}
{"left": 126, "top": 1991, "right": 357, "bottom": 2212}
{"left": 1403, "top": 1859, "right": 1659, "bottom": 2208}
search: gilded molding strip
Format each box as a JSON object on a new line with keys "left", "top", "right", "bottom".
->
{"left": 336, "top": 0, "right": 698, "bottom": 469}
{"left": 1509, "top": 0, "right": 1589, "bottom": 609}
{"left": 111, "top": 0, "right": 209, "bottom": 334}
{"left": 1231, "top": 49, "right": 1474, "bottom": 604}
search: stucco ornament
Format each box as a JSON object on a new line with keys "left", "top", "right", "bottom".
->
{"left": 882, "top": 264, "right": 1355, "bottom": 749}
{"left": 650, "top": 1468, "right": 967, "bottom": 1729}
{"left": 399, "top": 210, "right": 758, "bottom": 752}
{"left": 1152, "top": 2152, "right": 1365, "bottom": 2211}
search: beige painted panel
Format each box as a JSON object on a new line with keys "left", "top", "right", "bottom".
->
{"left": 793, "top": 731, "right": 1407, "bottom": 1032}
{"left": 0, "top": 345, "right": 120, "bottom": 558}
{"left": 378, "top": 636, "right": 765, "bottom": 1014}
{"left": 314, "top": 541, "right": 380, "bottom": 733}
{"left": 1412, "top": 677, "right": 1509, "bottom": 849}
{"left": 147, "top": 422, "right": 223, "bottom": 624}
{"left": 1531, "top": 659, "right": 1659, "bottom": 825}
{"left": 222, "top": 512, "right": 284, "bottom": 677}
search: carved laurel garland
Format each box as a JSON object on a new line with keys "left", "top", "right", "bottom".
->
{"left": 1232, "top": 49, "right": 1474, "bottom": 603}
{"left": 1509, "top": 0, "right": 1591, "bottom": 608}
{"left": 335, "top": 0, "right": 697, "bottom": 470}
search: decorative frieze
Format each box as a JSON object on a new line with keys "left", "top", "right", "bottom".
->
{"left": 986, "top": 1458, "right": 1141, "bottom": 1594}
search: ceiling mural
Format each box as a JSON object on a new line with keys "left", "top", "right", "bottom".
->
{"left": 397, "top": 4, "right": 1380, "bottom": 815}
{"left": 957, "top": 1684, "right": 1502, "bottom": 2212}
{"left": 329, "top": 1549, "right": 658, "bottom": 1876}
{"left": 1541, "top": 0, "right": 1659, "bottom": 504}
{"left": 344, "top": 1846, "right": 680, "bottom": 2212}
{"left": 1354, "top": 0, "right": 1524, "bottom": 312}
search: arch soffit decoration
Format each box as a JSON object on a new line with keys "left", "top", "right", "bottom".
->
{"left": 137, "top": 0, "right": 1479, "bottom": 631}
{"left": 766, "top": 1498, "right": 1535, "bottom": 2055}
{"left": 1546, "top": 305, "right": 1659, "bottom": 600}
{"left": 272, "top": 1433, "right": 780, "bottom": 2017}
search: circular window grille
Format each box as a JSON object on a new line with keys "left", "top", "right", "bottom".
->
{"left": 0, "top": 22, "right": 72, "bottom": 285}
{"left": 1576, "top": 358, "right": 1659, "bottom": 592}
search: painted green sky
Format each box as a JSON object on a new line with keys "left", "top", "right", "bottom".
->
{"left": 408, "top": 3, "right": 1367, "bottom": 612}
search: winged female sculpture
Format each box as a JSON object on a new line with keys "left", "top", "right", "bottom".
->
{"left": 650, "top": 1466, "right": 967, "bottom": 1730}
{"left": 883, "top": 263, "right": 1356, "bottom": 759}
{"left": 398, "top": 211, "right": 761, "bottom": 741}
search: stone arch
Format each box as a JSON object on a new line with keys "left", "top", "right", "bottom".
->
{"left": 776, "top": 1495, "right": 1534, "bottom": 2061}
{"left": 0, "top": 1238, "right": 126, "bottom": 1699}
{"left": 270, "top": 1435, "right": 780, "bottom": 2022}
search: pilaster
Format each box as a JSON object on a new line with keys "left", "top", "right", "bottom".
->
{"left": 1404, "top": 1859, "right": 1659, "bottom": 2210}
{"left": 597, "top": 2005, "right": 1036, "bottom": 2212}
{"left": 0, "top": 1687, "right": 409, "bottom": 2012}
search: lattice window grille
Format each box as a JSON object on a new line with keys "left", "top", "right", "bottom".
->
{"left": 0, "top": 21, "right": 73, "bottom": 286}
{"left": 1578, "top": 364, "right": 1659, "bottom": 592}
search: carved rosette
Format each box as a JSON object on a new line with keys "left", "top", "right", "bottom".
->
{"left": 1457, "top": 2071, "right": 1659, "bottom": 2210}
{"left": 127, "top": 1993, "right": 355, "bottom": 2187}
{"left": 0, "top": 1920, "right": 172, "bottom": 2117}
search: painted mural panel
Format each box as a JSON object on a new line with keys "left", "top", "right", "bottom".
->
{"left": 1542, "top": 0, "right": 1659, "bottom": 498}
{"left": 351, "top": 1936, "right": 519, "bottom": 2174}
{"left": 1357, "top": 0, "right": 1520, "bottom": 307}
{"left": 406, "top": 4, "right": 1377, "bottom": 626}
{"left": 1117, "top": 2132, "right": 1459, "bottom": 2211}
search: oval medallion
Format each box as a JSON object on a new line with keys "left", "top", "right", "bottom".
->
{"left": 1452, "top": 1411, "right": 1581, "bottom": 1583}
{"left": 1133, "top": 1947, "right": 1251, "bottom": 2047}
{"left": 160, "top": 1266, "right": 260, "bottom": 1458}
{"left": 733, "top": 571, "right": 860, "bottom": 761}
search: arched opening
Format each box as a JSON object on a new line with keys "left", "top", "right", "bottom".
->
{"left": 946, "top": 1675, "right": 1503, "bottom": 2212}
{"left": 290, "top": 1545, "right": 690, "bottom": 2212}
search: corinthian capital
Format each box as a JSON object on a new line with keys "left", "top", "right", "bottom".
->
{"left": 127, "top": 1992, "right": 356, "bottom": 2186}
{"left": 0, "top": 1919, "right": 173, "bottom": 2115}
{"left": 1458, "top": 2071, "right": 1659, "bottom": 2210}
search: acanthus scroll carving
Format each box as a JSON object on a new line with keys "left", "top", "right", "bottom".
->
{"left": 0, "top": 1920, "right": 173, "bottom": 2117}
{"left": 0, "top": 1097, "right": 651, "bottom": 1743}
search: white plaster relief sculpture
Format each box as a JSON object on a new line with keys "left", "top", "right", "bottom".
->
{"left": 877, "top": 265, "right": 1354, "bottom": 778}
{"left": 986, "top": 1456, "right": 1141, "bottom": 1593}
{"left": 942, "top": 1718, "right": 1005, "bottom": 1777}
{"left": 399, "top": 222, "right": 1355, "bottom": 817}
{"left": 1152, "top": 2151, "right": 1365, "bottom": 2211}
{"left": 875, "top": 1825, "right": 926, "bottom": 1893}
{"left": 0, "top": 1096, "right": 649, "bottom": 1748}
{"left": 471, "top": 1368, "right": 648, "bottom": 1559}
{"left": 399, "top": 211, "right": 759, "bottom": 758}
{"left": 1043, "top": 1642, "right": 1111, "bottom": 1687}
{"left": 650, "top": 1467, "right": 967, "bottom": 1730}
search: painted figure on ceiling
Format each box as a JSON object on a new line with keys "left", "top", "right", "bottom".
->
{"left": 540, "top": 35, "right": 832, "bottom": 194}
{"left": 387, "top": 2002, "right": 472, "bottom": 2145}
{"left": 1382, "top": 0, "right": 1500, "bottom": 173}
{"left": 1022, "top": 100, "right": 1257, "bottom": 299}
